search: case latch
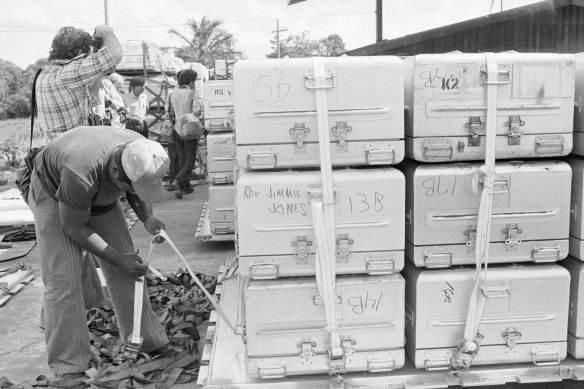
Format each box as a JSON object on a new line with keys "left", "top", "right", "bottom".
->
{"left": 212, "top": 224, "right": 231, "bottom": 235}
{"left": 424, "top": 250, "right": 453, "bottom": 268}
{"left": 504, "top": 223, "right": 522, "bottom": 249}
{"left": 304, "top": 69, "right": 335, "bottom": 89}
{"left": 297, "top": 338, "right": 317, "bottom": 365}
{"left": 311, "top": 289, "right": 341, "bottom": 306}
{"left": 291, "top": 236, "right": 312, "bottom": 264}
{"left": 465, "top": 116, "right": 484, "bottom": 147}
{"left": 289, "top": 123, "right": 310, "bottom": 148}
{"left": 506, "top": 115, "right": 525, "bottom": 145}
{"left": 249, "top": 263, "right": 279, "bottom": 280}
{"left": 331, "top": 121, "right": 352, "bottom": 146}
{"left": 247, "top": 152, "right": 277, "bottom": 169}
{"left": 531, "top": 244, "right": 560, "bottom": 262}
{"left": 367, "top": 352, "right": 396, "bottom": 373}
{"left": 336, "top": 234, "right": 354, "bottom": 262}
{"left": 341, "top": 335, "right": 356, "bottom": 359}
{"left": 257, "top": 358, "right": 287, "bottom": 379}
{"left": 465, "top": 226, "right": 477, "bottom": 248}
{"left": 504, "top": 327, "right": 522, "bottom": 353}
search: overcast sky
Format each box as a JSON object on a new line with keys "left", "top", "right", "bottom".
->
{"left": 0, "top": 0, "right": 543, "bottom": 68}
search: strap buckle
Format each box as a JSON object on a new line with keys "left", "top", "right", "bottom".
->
{"left": 453, "top": 338, "right": 482, "bottom": 369}
{"left": 124, "top": 335, "right": 143, "bottom": 360}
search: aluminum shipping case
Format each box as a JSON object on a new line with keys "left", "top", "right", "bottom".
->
{"left": 234, "top": 56, "right": 404, "bottom": 169}
{"left": 404, "top": 160, "right": 571, "bottom": 268}
{"left": 404, "top": 53, "right": 575, "bottom": 162}
{"left": 561, "top": 256, "right": 584, "bottom": 358}
{"left": 245, "top": 274, "right": 405, "bottom": 378}
{"left": 568, "top": 157, "right": 584, "bottom": 259}
{"left": 203, "top": 80, "right": 234, "bottom": 132}
{"left": 403, "top": 262, "right": 570, "bottom": 369}
{"left": 206, "top": 132, "right": 235, "bottom": 184}
{"left": 573, "top": 52, "right": 584, "bottom": 156}
{"left": 236, "top": 167, "right": 405, "bottom": 278}
{"left": 208, "top": 184, "right": 235, "bottom": 235}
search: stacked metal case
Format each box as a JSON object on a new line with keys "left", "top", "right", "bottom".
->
{"left": 234, "top": 56, "right": 407, "bottom": 378}
{"left": 204, "top": 80, "right": 236, "bottom": 237}
{"left": 564, "top": 52, "right": 584, "bottom": 359}
{"left": 401, "top": 52, "right": 574, "bottom": 369}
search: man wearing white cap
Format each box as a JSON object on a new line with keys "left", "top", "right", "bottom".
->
{"left": 28, "top": 126, "right": 170, "bottom": 377}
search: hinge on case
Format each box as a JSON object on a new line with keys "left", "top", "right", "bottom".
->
{"left": 341, "top": 335, "right": 356, "bottom": 359}
{"left": 465, "top": 117, "right": 484, "bottom": 147}
{"left": 465, "top": 226, "right": 477, "bottom": 248}
{"left": 336, "top": 234, "right": 354, "bottom": 262}
{"left": 504, "top": 223, "right": 522, "bottom": 249}
{"left": 506, "top": 115, "right": 525, "bottom": 145}
{"left": 304, "top": 69, "right": 335, "bottom": 89}
{"left": 331, "top": 121, "right": 352, "bottom": 146}
{"left": 289, "top": 123, "right": 310, "bottom": 148}
{"left": 367, "top": 352, "right": 396, "bottom": 373}
{"left": 297, "top": 338, "right": 317, "bottom": 365}
{"left": 291, "top": 236, "right": 312, "bottom": 264}
{"left": 504, "top": 327, "right": 522, "bottom": 353}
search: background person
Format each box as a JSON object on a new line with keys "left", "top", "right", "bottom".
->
{"left": 123, "top": 76, "right": 149, "bottom": 137}
{"left": 169, "top": 69, "right": 198, "bottom": 199}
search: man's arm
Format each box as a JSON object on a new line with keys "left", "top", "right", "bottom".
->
{"left": 94, "top": 25, "right": 123, "bottom": 65}
{"left": 59, "top": 201, "right": 148, "bottom": 280}
{"left": 126, "top": 191, "right": 165, "bottom": 238}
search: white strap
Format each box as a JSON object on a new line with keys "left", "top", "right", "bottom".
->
{"left": 152, "top": 230, "right": 239, "bottom": 334}
{"left": 454, "top": 52, "right": 498, "bottom": 369}
{"left": 311, "top": 57, "right": 342, "bottom": 358}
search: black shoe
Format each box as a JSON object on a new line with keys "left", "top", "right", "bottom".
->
{"left": 166, "top": 184, "right": 176, "bottom": 191}
{"left": 172, "top": 180, "right": 183, "bottom": 199}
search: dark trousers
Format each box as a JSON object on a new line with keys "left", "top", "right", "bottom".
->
{"left": 167, "top": 141, "right": 179, "bottom": 184}
{"left": 173, "top": 130, "right": 197, "bottom": 189}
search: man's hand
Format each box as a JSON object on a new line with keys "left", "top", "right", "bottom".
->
{"left": 93, "top": 25, "right": 123, "bottom": 64}
{"left": 144, "top": 217, "right": 166, "bottom": 243}
{"left": 117, "top": 252, "right": 148, "bottom": 281}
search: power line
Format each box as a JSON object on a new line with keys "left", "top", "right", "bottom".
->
{"left": 0, "top": 10, "right": 374, "bottom": 33}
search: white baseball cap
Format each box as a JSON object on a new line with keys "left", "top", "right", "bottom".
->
{"left": 121, "top": 139, "right": 169, "bottom": 203}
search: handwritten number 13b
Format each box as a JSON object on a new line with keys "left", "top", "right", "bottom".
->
{"left": 255, "top": 74, "right": 291, "bottom": 103}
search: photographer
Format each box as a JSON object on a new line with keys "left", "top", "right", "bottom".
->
{"left": 36, "top": 25, "right": 123, "bottom": 141}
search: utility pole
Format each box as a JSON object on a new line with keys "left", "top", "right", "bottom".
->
{"left": 104, "top": 0, "right": 110, "bottom": 25}
{"left": 376, "top": 0, "right": 382, "bottom": 42}
{"left": 272, "top": 20, "right": 288, "bottom": 58}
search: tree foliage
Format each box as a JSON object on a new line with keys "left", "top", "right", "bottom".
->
{"left": 169, "top": 16, "right": 241, "bottom": 68}
{"left": 267, "top": 31, "right": 346, "bottom": 58}
{"left": 0, "top": 59, "right": 47, "bottom": 119}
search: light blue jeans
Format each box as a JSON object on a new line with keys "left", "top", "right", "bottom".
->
{"left": 28, "top": 170, "right": 168, "bottom": 376}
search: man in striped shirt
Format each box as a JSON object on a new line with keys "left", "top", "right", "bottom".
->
{"left": 36, "top": 25, "right": 123, "bottom": 141}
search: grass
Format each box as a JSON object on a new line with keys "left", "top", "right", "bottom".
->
{"left": 0, "top": 118, "right": 42, "bottom": 183}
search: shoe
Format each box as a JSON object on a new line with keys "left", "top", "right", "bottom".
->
{"left": 183, "top": 186, "right": 194, "bottom": 194}
{"left": 166, "top": 184, "right": 176, "bottom": 191}
{"left": 172, "top": 180, "right": 183, "bottom": 199}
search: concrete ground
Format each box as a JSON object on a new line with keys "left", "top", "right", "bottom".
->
{"left": 0, "top": 181, "right": 233, "bottom": 384}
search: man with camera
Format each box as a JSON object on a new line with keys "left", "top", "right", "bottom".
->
{"left": 36, "top": 25, "right": 123, "bottom": 141}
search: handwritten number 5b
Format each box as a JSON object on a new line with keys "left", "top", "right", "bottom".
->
{"left": 255, "top": 73, "right": 290, "bottom": 103}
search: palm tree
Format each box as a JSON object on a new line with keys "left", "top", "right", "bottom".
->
{"left": 169, "top": 16, "right": 240, "bottom": 68}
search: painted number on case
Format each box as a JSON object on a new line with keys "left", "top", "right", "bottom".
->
{"left": 422, "top": 176, "right": 456, "bottom": 197}
{"left": 255, "top": 71, "right": 291, "bottom": 103}
{"left": 347, "top": 291, "right": 383, "bottom": 314}
{"left": 347, "top": 192, "right": 385, "bottom": 214}
{"left": 442, "top": 282, "right": 455, "bottom": 303}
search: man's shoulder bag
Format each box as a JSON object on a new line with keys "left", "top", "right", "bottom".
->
{"left": 15, "top": 69, "right": 44, "bottom": 205}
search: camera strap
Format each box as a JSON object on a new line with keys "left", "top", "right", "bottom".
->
{"left": 29, "top": 68, "right": 43, "bottom": 151}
